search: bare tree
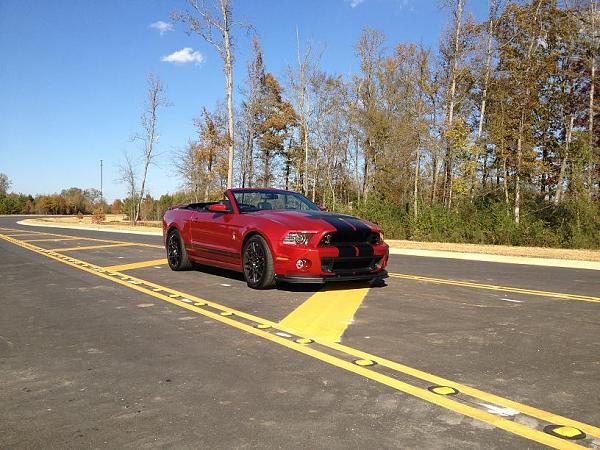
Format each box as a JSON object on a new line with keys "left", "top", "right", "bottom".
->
{"left": 288, "top": 28, "right": 317, "bottom": 196}
{"left": 173, "top": 0, "right": 239, "bottom": 189}
{"left": 133, "top": 74, "right": 169, "bottom": 224}
{"left": 117, "top": 152, "right": 138, "bottom": 224}
{"left": 174, "top": 141, "right": 203, "bottom": 202}
{"left": 239, "top": 37, "right": 267, "bottom": 188}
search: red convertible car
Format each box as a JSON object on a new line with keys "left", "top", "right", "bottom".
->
{"left": 162, "top": 188, "right": 389, "bottom": 289}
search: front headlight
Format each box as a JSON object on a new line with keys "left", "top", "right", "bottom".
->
{"left": 283, "top": 232, "right": 316, "bottom": 246}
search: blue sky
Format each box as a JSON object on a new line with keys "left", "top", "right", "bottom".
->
{"left": 0, "top": 0, "right": 487, "bottom": 202}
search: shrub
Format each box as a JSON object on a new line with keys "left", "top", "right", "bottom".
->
{"left": 76, "top": 211, "right": 84, "bottom": 220}
{"left": 91, "top": 207, "right": 105, "bottom": 224}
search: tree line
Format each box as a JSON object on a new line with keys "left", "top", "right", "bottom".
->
{"left": 172, "top": 0, "right": 599, "bottom": 248}
{"left": 0, "top": 178, "right": 107, "bottom": 216}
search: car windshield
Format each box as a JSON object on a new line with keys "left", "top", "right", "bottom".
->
{"left": 232, "top": 190, "right": 320, "bottom": 212}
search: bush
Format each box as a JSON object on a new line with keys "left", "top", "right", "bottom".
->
{"left": 91, "top": 207, "right": 105, "bottom": 224}
{"left": 76, "top": 211, "right": 84, "bottom": 220}
{"left": 336, "top": 193, "right": 600, "bottom": 250}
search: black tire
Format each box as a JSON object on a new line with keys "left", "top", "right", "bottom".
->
{"left": 166, "top": 229, "right": 192, "bottom": 271}
{"left": 242, "top": 235, "right": 275, "bottom": 289}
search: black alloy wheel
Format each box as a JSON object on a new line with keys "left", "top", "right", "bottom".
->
{"left": 167, "top": 229, "right": 192, "bottom": 271}
{"left": 243, "top": 235, "right": 275, "bottom": 289}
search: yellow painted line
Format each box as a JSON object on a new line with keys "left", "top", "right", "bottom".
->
{"left": 279, "top": 284, "right": 370, "bottom": 342}
{"left": 1, "top": 232, "right": 598, "bottom": 448}
{"left": 51, "top": 243, "right": 140, "bottom": 252}
{"left": 21, "top": 237, "right": 84, "bottom": 243}
{"left": 389, "top": 273, "right": 600, "bottom": 304}
{"left": 104, "top": 258, "right": 168, "bottom": 271}
{"left": 0, "top": 226, "right": 163, "bottom": 249}
{"left": 3, "top": 232, "right": 50, "bottom": 237}
{"left": 326, "top": 341, "right": 600, "bottom": 440}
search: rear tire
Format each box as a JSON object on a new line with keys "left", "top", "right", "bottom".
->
{"left": 243, "top": 235, "right": 275, "bottom": 289}
{"left": 166, "top": 229, "right": 192, "bottom": 271}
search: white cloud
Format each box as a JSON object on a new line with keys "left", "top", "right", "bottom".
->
{"left": 150, "top": 21, "right": 173, "bottom": 36}
{"left": 346, "top": 0, "right": 366, "bottom": 7}
{"left": 161, "top": 48, "right": 204, "bottom": 65}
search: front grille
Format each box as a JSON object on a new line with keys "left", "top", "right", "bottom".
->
{"left": 321, "top": 256, "right": 382, "bottom": 274}
{"left": 319, "top": 231, "right": 380, "bottom": 246}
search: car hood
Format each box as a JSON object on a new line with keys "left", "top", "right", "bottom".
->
{"left": 246, "top": 209, "right": 380, "bottom": 233}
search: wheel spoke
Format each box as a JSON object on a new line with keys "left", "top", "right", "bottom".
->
{"left": 244, "top": 240, "right": 266, "bottom": 284}
{"left": 168, "top": 234, "right": 180, "bottom": 267}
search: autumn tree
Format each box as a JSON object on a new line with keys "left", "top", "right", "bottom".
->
{"left": 176, "top": 107, "right": 229, "bottom": 201}
{"left": 255, "top": 73, "right": 297, "bottom": 188}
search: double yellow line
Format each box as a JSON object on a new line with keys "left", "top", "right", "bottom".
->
{"left": 388, "top": 273, "right": 600, "bottom": 304}
{"left": 1, "top": 231, "right": 598, "bottom": 449}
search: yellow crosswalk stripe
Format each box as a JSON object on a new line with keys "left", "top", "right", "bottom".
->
{"left": 104, "top": 258, "right": 168, "bottom": 271}
{"left": 51, "top": 243, "right": 138, "bottom": 252}
{"left": 279, "top": 284, "right": 370, "bottom": 342}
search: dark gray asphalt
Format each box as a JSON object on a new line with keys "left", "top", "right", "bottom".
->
{"left": 1, "top": 216, "right": 599, "bottom": 449}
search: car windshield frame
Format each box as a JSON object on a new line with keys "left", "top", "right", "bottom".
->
{"left": 231, "top": 189, "right": 321, "bottom": 213}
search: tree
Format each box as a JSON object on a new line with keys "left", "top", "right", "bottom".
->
{"left": 239, "top": 36, "right": 267, "bottom": 188}
{"left": 0, "top": 173, "right": 11, "bottom": 196}
{"left": 173, "top": 0, "right": 239, "bottom": 189}
{"left": 255, "top": 73, "right": 297, "bottom": 187}
{"left": 175, "top": 107, "right": 229, "bottom": 201}
{"left": 287, "top": 29, "right": 320, "bottom": 196}
{"left": 117, "top": 152, "right": 138, "bottom": 224}
{"left": 111, "top": 199, "right": 123, "bottom": 215}
{"left": 353, "top": 28, "right": 386, "bottom": 202}
{"left": 441, "top": 0, "right": 465, "bottom": 208}
{"left": 133, "top": 74, "right": 169, "bottom": 224}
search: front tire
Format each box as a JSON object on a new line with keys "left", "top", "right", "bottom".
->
{"left": 243, "top": 235, "right": 275, "bottom": 289}
{"left": 166, "top": 229, "right": 192, "bottom": 271}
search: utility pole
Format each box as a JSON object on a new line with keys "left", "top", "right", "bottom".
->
{"left": 100, "top": 159, "right": 103, "bottom": 200}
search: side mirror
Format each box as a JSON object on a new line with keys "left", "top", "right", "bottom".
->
{"left": 207, "top": 204, "right": 229, "bottom": 213}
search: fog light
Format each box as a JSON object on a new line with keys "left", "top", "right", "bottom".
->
{"left": 296, "top": 259, "right": 311, "bottom": 270}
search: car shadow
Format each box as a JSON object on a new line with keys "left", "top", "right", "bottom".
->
{"left": 191, "top": 263, "right": 245, "bottom": 282}
{"left": 190, "top": 263, "right": 387, "bottom": 292}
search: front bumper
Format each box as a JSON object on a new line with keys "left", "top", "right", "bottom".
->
{"left": 272, "top": 242, "right": 389, "bottom": 281}
{"left": 276, "top": 270, "right": 388, "bottom": 284}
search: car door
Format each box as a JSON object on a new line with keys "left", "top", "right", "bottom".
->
{"left": 191, "top": 197, "right": 242, "bottom": 266}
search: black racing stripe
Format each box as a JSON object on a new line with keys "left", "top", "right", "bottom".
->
{"left": 342, "top": 217, "right": 372, "bottom": 233}
{"left": 337, "top": 245, "right": 356, "bottom": 257}
{"left": 300, "top": 212, "right": 356, "bottom": 233}
{"left": 356, "top": 243, "right": 375, "bottom": 257}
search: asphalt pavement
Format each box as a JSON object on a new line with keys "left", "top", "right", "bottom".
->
{"left": 1, "top": 216, "right": 599, "bottom": 449}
